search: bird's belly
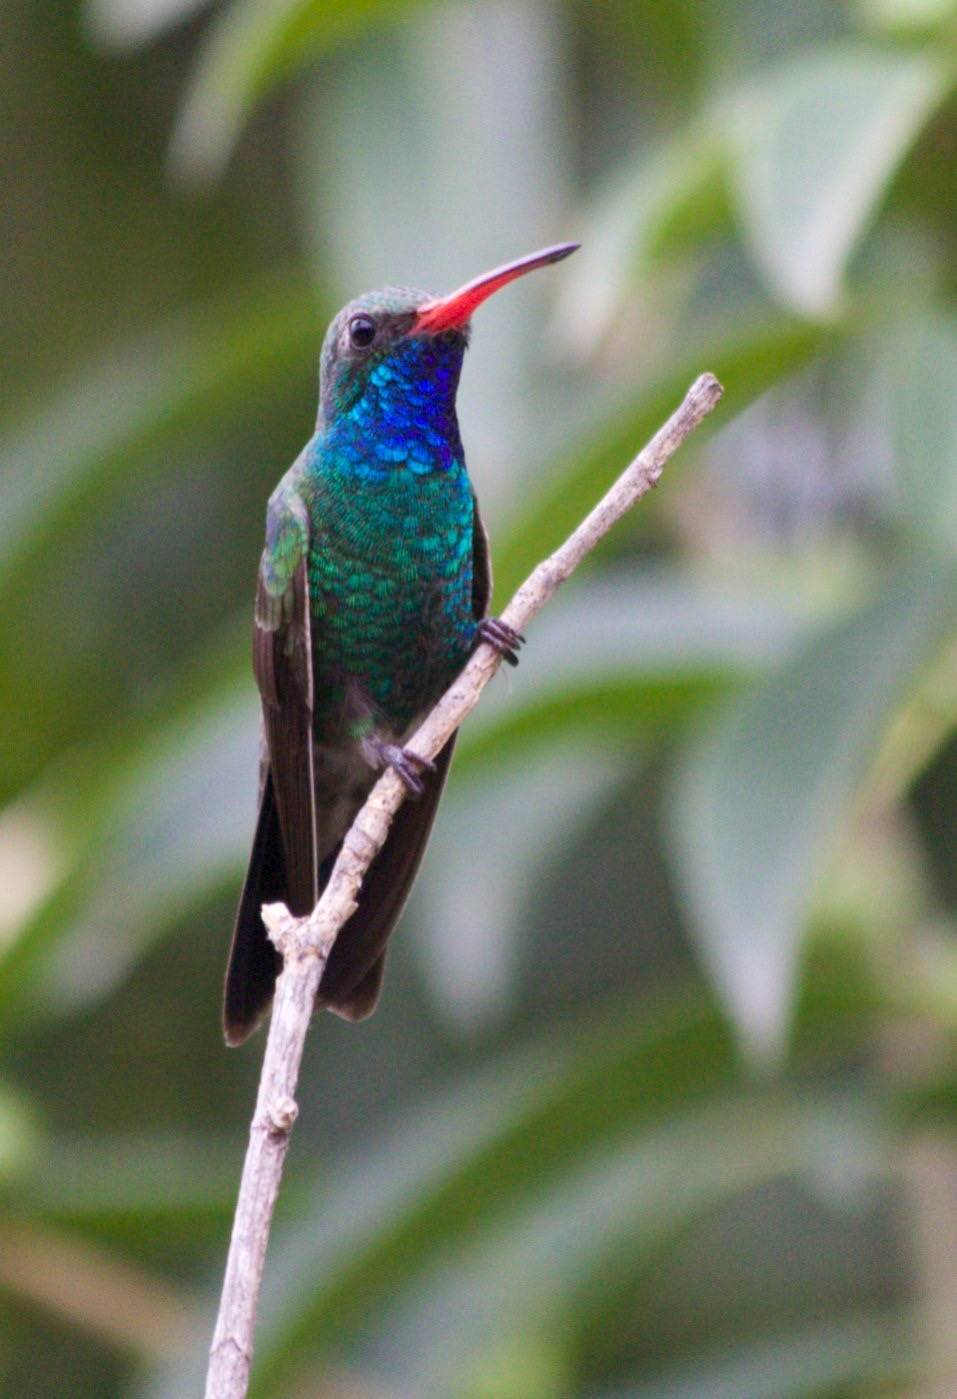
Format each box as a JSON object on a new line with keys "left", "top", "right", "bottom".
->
{"left": 310, "top": 564, "right": 474, "bottom": 740}
{"left": 311, "top": 741, "right": 379, "bottom": 864}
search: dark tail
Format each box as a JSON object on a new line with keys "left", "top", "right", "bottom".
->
{"left": 319, "top": 735, "right": 456, "bottom": 1021}
{"left": 224, "top": 737, "right": 457, "bottom": 1043}
{"left": 223, "top": 772, "right": 285, "bottom": 1045}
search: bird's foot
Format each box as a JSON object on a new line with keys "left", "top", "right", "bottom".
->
{"left": 370, "top": 738, "right": 436, "bottom": 798}
{"left": 477, "top": 616, "right": 525, "bottom": 667}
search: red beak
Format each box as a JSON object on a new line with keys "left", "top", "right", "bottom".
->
{"left": 413, "top": 242, "right": 579, "bottom": 335}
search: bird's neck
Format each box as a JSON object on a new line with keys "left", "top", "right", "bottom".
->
{"left": 320, "top": 336, "right": 466, "bottom": 478}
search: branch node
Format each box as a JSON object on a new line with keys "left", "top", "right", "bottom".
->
{"left": 261, "top": 901, "right": 297, "bottom": 955}
{"left": 265, "top": 1096, "right": 298, "bottom": 1135}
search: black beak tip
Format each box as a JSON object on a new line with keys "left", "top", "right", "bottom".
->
{"left": 549, "top": 241, "right": 581, "bottom": 264}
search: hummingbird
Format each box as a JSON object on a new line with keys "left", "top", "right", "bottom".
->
{"left": 224, "top": 242, "right": 579, "bottom": 1045}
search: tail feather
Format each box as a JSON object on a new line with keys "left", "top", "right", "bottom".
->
{"left": 224, "top": 737, "right": 456, "bottom": 1041}
{"left": 319, "top": 736, "right": 456, "bottom": 1019}
{"left": 223, "top": 772, "right": 285, "bottom": 1046}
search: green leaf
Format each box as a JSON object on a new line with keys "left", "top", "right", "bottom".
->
{"left": 0, "top": 274, "right": 317, "bottom": 602}
{"left": 0, "top": 796, "right": 66, "bottom": 979}
{"left": 730, "top": 46, "right": 948, "bottom": 318}
{"left": 413, "top": 745, "right": 630, "bottom": 1029}
{"left": 458, "top": 571, "right": 810, "bottom": 772}
{"left": 860, "top": 0, "right": 957, "bottom": 31}
{"left": 553, "top": 126, "right": 729, "bottom": 355}
{"left": 170, "top": 0, "right": 430, "bottom": 183}
{"left": 0, "top": 689, "right": 258, "bottom": 1027}
{"left": 881, "top": 315, "right": 957, "bottom": 550}
{"left": 603, "top": 1310, "right": 913, "bottom": 1398}
{"left": 667, "top": 561, "right": 957, "bottom": 1063}
{"left": 30, "top": 1132, "right": 241, "bottom": 1225}
{"left": 0, "top": 1081, "right": 39, "bottom": 1183}
{"left": 368, "top": 1095, "right": 888, "bottom": 1396}
{"left": 492, "top": 313, "right": 836, "bottom": 604}
{"left": 84, "top": 0, "right": 214, "bottom": 49}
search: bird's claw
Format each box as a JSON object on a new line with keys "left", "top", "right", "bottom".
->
{"left": 478, "top": 616, "right": 525, "bottom": 667}
{"left": 372, "top": 740, "right": 436, "bottom": 797}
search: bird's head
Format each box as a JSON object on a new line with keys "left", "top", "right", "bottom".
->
{"left": 317, "top": 243, "right": 578, "bottom": 430}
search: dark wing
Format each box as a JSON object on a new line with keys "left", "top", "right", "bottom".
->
{"left": 224, "top": 512, "right": 317, "bottom": 1045}
{"left": 253, "top": 559, "right": 318, "bottom": 915}
{"left": 470, "top": 493, "right": 493, "bottom": 620}
{"left": 317, "top": 492, "right": 493, "bottom": 1020}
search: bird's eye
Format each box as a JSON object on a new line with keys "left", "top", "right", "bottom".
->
{"left": 348, "top": 314, "right": 377, "bottom": 350}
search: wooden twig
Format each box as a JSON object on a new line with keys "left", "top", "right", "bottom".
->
{"left": 204, "top": 372, "right": 724, "bottom": 1399}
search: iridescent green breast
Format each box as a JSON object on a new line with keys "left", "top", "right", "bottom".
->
{"left": 305, "top": 452, "right": 476, "bottom": 737}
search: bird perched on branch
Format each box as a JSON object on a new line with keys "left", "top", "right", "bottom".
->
{"left": 224, "top": 242, "right": 579, "bottom": 1045}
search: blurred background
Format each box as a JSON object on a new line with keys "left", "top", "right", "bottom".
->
{"left": 4, "top": 0, "right": 957, "bottom": 1395}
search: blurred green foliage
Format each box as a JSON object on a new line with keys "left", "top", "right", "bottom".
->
{"left": 5, "top": 0, "right": 957, "bottom": 1394}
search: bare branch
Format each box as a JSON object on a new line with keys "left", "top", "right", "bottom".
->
{"left": 204, "top": 372, "right": 724, "bottom": 1399}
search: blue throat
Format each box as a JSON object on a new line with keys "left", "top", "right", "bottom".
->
{"left": 321, "top": 334, "right": 466, "bottom": 480}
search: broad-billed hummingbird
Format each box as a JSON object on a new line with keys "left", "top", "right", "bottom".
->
{"left": 225, "top": 243, "right": 579, "bottom": 1045}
